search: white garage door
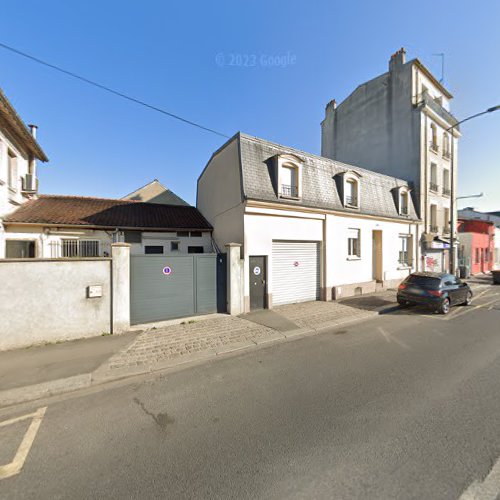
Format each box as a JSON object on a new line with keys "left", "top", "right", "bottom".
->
{"left": 272, "top": 241, "right": 321, "bottom": 306}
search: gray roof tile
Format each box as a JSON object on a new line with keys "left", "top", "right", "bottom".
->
{"left": 238, "top": 133, "right": 419, "bottom": 221}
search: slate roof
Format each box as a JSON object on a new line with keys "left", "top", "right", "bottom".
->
{"left": 3, "top": 195, "right": 212, "bottom": 230}
{"left": 238, "top": 133, "right": 419, "bottom": 221}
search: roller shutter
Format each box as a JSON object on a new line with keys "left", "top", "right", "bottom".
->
{"left": 272, "top": 241, "right": 321, "bottom": 306}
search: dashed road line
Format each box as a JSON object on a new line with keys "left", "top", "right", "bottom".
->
{"left": 0, "top": 406, "right": 47, "bottom": 480}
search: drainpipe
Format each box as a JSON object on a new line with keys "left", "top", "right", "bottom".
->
{"left": 28, "top": 124, "right": 38, "bottom": 178}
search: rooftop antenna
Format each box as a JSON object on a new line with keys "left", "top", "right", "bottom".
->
{"left": 432, "top": 53, "right": 445, "bottom": 84}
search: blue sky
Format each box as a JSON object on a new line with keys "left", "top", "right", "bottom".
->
{"left": 1, "top": 0, "right": 499, "bottom": 211}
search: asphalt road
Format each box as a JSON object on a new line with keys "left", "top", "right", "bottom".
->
{"left": 1, "top": 287, "right": 500, "bottom": 499}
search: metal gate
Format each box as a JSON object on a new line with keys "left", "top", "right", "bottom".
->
{"left": 272, "top": 241, "right": 321, "bottom": 306}
{"left": 130, "top": 253, "right": 226, "bottom": 325}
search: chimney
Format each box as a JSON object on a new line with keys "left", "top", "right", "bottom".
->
{"left": 28, "top": 124, "right": 38, "bottom": 139}
{"left": 389, "top": 47, "right": 406, "bottom": 71}
{"left": 326, "top": 99, "right": 337, "bottom": 111}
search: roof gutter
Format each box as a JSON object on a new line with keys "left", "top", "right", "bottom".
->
{"left": 2, "top": 222, "right": 213, "bottom": 232}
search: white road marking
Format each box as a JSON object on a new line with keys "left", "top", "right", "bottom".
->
{"left": 459, "top": 454, "right": 500, "bottom": 500}
{"left": 377, "top": 327, "right": 410, "bottom": 350}
{"left": 443, "top": 292, "right": 500, "bottom": 322}
{"left": 0, "top": 406, "right": 47, "bottom": 480}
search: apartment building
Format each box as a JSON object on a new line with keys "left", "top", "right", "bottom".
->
{"left": 321, "top": 48, "right": 460, "bottom": 272}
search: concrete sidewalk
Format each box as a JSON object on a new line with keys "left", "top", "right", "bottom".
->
{"left": 2, "top": 283, "right": 486, "bottom": 408}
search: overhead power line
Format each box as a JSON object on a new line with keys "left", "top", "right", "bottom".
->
{"left": 0, "top": 41, "right": 230, "bottom": 139}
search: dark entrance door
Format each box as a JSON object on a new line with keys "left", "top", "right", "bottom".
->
{"left": 249, "top": 256, "right": 266, "bottom": 310}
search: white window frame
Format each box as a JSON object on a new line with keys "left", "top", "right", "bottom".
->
{"left": 399, "top": 189, "right": 409, "bottom": 216}
{"left": 276, "top": 154, "right": 303, "bottom": 200}
{"left": 343, "top": 171, "right": 361, "bottom": 209}
{"left": 398, "top": 235, "right": 412, "bottom": 267}
{"left": 347, "top": 228, "right": 361, "bottom": 259}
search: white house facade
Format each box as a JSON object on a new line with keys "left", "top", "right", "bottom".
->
{"left": 321, "top": 48, "right": 459, "bottom": 273}
{"left": 3, "top": 195, "right": 214, "bottom": 258}
{"left": 198, "top": 133, "right": 420, "bottom": 312}
{"left": 0, "top": 87, "right": 48, "bottom": 258}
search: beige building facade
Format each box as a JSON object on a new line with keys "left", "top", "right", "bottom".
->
{"left": 321, "top": 48, "right": 460, "bottom": 272}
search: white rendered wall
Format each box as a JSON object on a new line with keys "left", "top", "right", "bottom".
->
{"left": 243, "top": 211, "right": 324, "bottom": 300}
{"left": 325, "top": 214, "right": 418, "bottom": 287}
{"left": 0, "top": 258, "right": 112, "bottom": 350}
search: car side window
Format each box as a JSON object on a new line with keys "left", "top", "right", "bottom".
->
{"left": 442, "top": 275, "right": 456, "bottom": 286}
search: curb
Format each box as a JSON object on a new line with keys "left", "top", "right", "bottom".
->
{"left": 0, "top": 373, "right": 91, "bottom": 408}
{"left": 0, "top": 310, "right": 382, "bottom": 408}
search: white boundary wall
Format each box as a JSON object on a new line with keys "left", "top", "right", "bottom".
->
{"left": 0, "top": 243, "right": 131, "bottom": 351}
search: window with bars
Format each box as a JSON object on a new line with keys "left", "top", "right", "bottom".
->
{"left": 61, "top": 240, "right": 100, "bottom": 257}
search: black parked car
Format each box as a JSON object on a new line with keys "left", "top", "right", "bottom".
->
{"left": 397, "top": 272, "right": 473, "bottom": 314}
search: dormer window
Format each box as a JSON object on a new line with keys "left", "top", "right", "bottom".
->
{"left": 276, "top": 154, "right": 303, "bottom": 199}
{"left": 280, "top": 164, "right": 298, "bottom": 197}
{"left": 399, "top": 190, "right": 409, "bottom": 216}
{"left": 394, "top": 186, "right": 411, "bottom": 216}
{"left": 341, "top": 171, "right": 361, "bottom": 208}
{"left": 345, "top": 179, "right": 358, "bottom": 207}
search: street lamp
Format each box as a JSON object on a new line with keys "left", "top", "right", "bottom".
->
{"left": 448, "top": 105, "right": 500, "bottom": 274}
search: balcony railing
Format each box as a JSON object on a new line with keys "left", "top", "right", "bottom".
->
{"left": 429, "top": 182, "right": 439, "bottom": 193}
{"left": 430, "top": 225, "right": 439, "bottom": 233}
{"left": 429, "top": 142, "right": 439, "bottom": 154}
{"left": 443, "top": 226, "right": 451, "bottom": 235}
{"left": 419, "top": 92, "right": 460, "bottom": 130}
{"left": 345, "top": 195, "right": 358, "bottom": 207}
{"left": 443, "top": 151, "right": 451, "bottom": 160}
{"left": 442, "top": 187, "right": 451, "bottom": 196}
{"left": 281, "top": 184, "right": 298, "bottom": 198}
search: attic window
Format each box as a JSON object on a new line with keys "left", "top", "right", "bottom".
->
{"left": 400, "top": 191, "right": 409, "bottom": 216}
{"left": 345, "top": 179, "right": 358, "bottom": 207}
{"left": 276, "top": 155, "right": 303, "bottom": 200}
{"left": 280, "top": 163, "right": 299, "bottom": 198}
{"left": 342, "top": 172, "right": 361, "bottom": 208}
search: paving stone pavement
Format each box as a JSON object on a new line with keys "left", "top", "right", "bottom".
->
{"left": 96, "top": 301, "right": 379, "bottom": 380}
{"left": 104, "top": 315, "right": 279, "bottom": 371}
{"left": 274, "top": 300, "right": 377, "bottom": 330}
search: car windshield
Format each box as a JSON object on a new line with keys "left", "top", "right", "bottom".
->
{"left": 406, "top": 275, "right": 441, "bottom": 289}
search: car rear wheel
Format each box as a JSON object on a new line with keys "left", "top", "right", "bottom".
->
{"left": 463, "top": 291, "right": 473, "bottom": 306}
{"left": 397, "top": 298, "right": 408, "bottom": 306}
{"left": 439, "top": 298, "right": 450, "bottom": 314}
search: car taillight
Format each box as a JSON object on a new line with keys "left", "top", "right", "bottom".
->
{"left": 428, "top": 290, "right": 442, "bottom": 297}
{"left": 398, "top": 284, "right": 407, "bottom": 290}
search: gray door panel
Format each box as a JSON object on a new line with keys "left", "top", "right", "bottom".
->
{"left": 130, "top": 254, "right": 225, "bottom": 325}
{"left": 196, "top": 256, "right": 217, "bottom": 314}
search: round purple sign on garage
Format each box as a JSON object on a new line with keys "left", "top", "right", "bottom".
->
{"left": 162, "top": 266, "right": 172, "bottom": 276}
